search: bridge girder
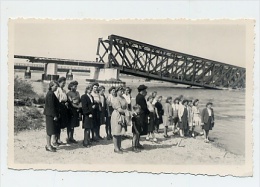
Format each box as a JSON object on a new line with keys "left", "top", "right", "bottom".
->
{"left": 96, "top": 35, "right": 246, "bottom": 89}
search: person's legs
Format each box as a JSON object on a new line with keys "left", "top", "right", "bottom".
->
{"left": 191, "top": 126, "right": 195, "bottom": 137}
{"left": 180, "top": 129, "right": 184, "bottom": 137}
{"left": 105, "top": 123, "right": 109, "bottom": 138}
{"left": 67, "top": 126, "right": 73, "bottom": 142}
{"left": 146, "top": 132, "right": 150, "bottom": 140}
{"left": 137, "top": 134, "right": 144, "bottom": 149}
{"left": 203, "top": 129, "right": 207, "bottom": 141}
{"left": 132, "top": 134, "right": 137, "bottom": 148}
{"left": 113, "top": 135, "right": 119, "bottom": 150}
{"left": 132, "top": 133, "right": 141, "bottom": 152}
{"left": 172, "top": 122, "right": 176, "bottom": 134}
{"left": 113, "top": 135, "right": 122, "bottom": 153}
{"left": 164, "top": 126, "right": 168, "bottom": 137}
{"left": 83, "top": 129, "right": 88, "bottom": 144}
{"left": 151, "top": 132, "right": 157, "bottom": 142}
{"left": 71, "top": 128, "right": 74, "bottom": 140}
{"left": 46, "top": 135, "right": 51, "bottom": 147}
{"left": 206, "top": 130, "right": 209, "bottom": 141}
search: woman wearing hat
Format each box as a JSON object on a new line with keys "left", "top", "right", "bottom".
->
{"left": 111, "top": 86, "right": 128, "bottom": 154}
{"left": 201, "top": 102, "right": 215, "bottom": 143}
{"left": 53, "top": 77, "right": 70, "bottom": 146}
{"left": 136, "top": 84, "right": 149, "bottom": 149}
{"left": 43, "top": 81, "right": 60, "bottom": 152}
{"left": 67, "top": 81, "right": 81, "bottom": 144}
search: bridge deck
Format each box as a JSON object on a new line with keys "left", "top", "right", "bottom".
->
{"left": 14, "top": 63, "right": 91, "bottom": 73}
{"left": 14, "top": 55, "right": 104, "bottom": 68}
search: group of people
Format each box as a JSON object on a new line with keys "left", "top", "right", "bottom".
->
{"left": 44, "top": 77, "right": 215, "bottom": 154}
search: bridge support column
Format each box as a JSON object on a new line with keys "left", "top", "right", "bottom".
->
{"left": 98, "top": 68, "right": 119, "bottom": 81}
{"left": 88, "top": 67, "right": 99, "bottom": 80}
{"left": 42, "top": 63, "right": 59, "bottom": 82}
{"left": 24, "top": 66, "right": 31, "bottom": 79}
{"left": 66, "top": 69, "right": 73, "bottom": 80}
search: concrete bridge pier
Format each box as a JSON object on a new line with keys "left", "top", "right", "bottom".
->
{"left": 66, "top": 69, "right": 73, "bottom": 80}
{"left": 88, "top": 67, "right": 100, "bottom": 80}
{"left": 98, "top": 68, "right": 119, "bottom": 81}
{"left": 42, "top": 63, "right": 59, "bottom": 82}
{"left": 24, "top": 66, "right": 31, "bottom": 79}
{"left": 86, "top": 67, "right": 125, "bottom": 87}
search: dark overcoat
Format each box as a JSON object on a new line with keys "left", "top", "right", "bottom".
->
{"left": 43, "top": 90, "right": 60, "bottom": 135}
{"left": 81, "top": 94, "right": 94, "bottom": 129}
{"left": 136, "top": 93, "right": 149, "bottom": 135}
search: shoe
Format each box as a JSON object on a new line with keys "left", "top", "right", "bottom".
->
{"left": 51, "top": 145, "right": 57, "bottom": 150}
{"left": 120, "top": 148, "right": 127, "bottom": 152}
{"left": 106, "top": 136, "right": 111, "bottom": 140}
{"left": 66, "top": 138, "right": 72, "bottom": 144}
{"left": 164, "top": 135, "right": 169, "bottom": 138}
{"left": 132, "top": 147, "right": 141, "bottom": 153}
{"left": 83, "top": 143, "right": 91, "bottom": 148}
{"left": 52, "top": 142, "right": 59, "bottom": 147}
{"left": 70, "top": 139, "right": 78, "bottom": 144}
{"left": 153, "top": 138, "right": 157, "bottom": 142}
{"left": 98, "top": 136, "right": 104, "bottom": 140}
{"left": 45, "top": 146, "right": 56, "bottom": 152}
{"left": 114, "top": 149, "right": 123, "bottom": 154}
{"left": 91, "top": 138, "right": 99, "bottom": 142}
{"left": 137, "top": 144, "right": 144, "bottom": 149}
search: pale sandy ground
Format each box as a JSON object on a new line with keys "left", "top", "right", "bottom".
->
{"left": 13, "top": 117, "right": 244, "bottom": 165}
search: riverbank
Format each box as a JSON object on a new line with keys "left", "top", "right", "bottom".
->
{"left": 13, "top": 107, "right": 244, "bottom": 165}
{"left": 13, "top": 71, "right": 246, "bottom": 163}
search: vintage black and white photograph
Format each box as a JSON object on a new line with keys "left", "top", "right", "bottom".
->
{"left": 8, "top": 19, "right": 254, "bottom": 175}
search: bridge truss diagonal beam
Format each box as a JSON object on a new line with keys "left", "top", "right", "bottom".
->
{"left": 97, "top": 35, "right": 246, "bottom": 89}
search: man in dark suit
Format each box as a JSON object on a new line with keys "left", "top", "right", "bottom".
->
{"left": 135, "top": 84, "right": 149, "bottom": 149}
{"left": 81, "top": 85, "right": 95, "bottom": 147}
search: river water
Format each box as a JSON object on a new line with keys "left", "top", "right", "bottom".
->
{"left": 15, "top": 71, "right": 245, "bottom": 156}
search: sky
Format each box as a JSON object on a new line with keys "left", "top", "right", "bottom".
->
{"left": 13, "top": 20, "right": 246, "bottom": 67}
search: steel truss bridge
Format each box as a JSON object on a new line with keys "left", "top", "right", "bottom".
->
{"left": 97, "top": 35, "right": 246, "bottom": 89}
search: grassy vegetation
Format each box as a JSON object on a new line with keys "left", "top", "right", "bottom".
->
{"left": 14, "top": 76, "right": 37, "bottom": 99}
{"left": 14, "top": 106, "right": 45, "bottom": 133}
{"left": 14, "top": 76, "right": 45, "bottom": 132}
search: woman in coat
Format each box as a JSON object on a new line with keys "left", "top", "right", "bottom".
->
{"left": 81, "top": 85, "right": 95, "bottom": 147}
{"left": 154, "top": 96, "right": 163, "bottom": 133}
{"left": 201, "top": 102, "right": 215, "bottom": 143}
{"left": 111, "top": 86, "right": 128, "bottom": 154}
{"left": 43, "top": 81, "right": 59, "bottom": 152}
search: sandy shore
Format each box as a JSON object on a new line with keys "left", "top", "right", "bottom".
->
{"left": 13, "top": 110, "right": 244, "bottom": 165}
